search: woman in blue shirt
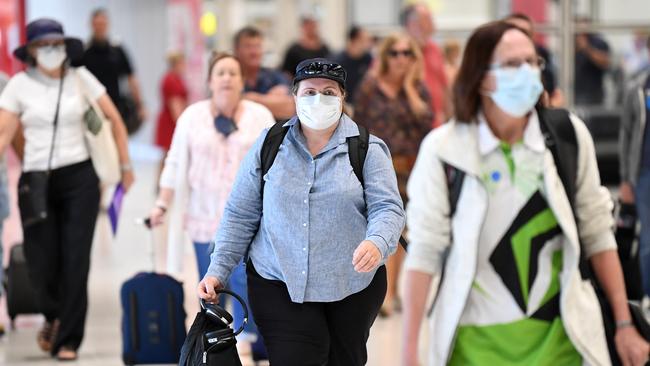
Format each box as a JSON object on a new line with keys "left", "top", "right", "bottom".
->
{"left": 198, "top": 58, "right": 405, "bottom": 365}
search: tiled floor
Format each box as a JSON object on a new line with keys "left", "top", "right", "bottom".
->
{"left": 0, "top": 161, "right": 426, "bottom": 366}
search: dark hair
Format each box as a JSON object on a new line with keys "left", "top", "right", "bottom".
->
{"left": 505, "top": 12, "right": 532, "bottom": 24}
{"left": 348, "top": 26, "right": 362, "bottom": 41}
{"left": 399, "top": 4, "right": 418, "bottom": 27}
{"left": 453, "top": 21, "right": 532, "bottom": 122}
{"left": 91, "top": 8, "right": 107, "bottom": 19}
{"left": 207, "top": 52, "right": 242, "bottom": 81}
{"left": 233, "top": 26, "right": 262, "bottom": 48}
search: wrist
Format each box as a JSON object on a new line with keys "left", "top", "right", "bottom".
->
{"left": 120, "top": 162, "right": 133, "bottom": 172}
{"left": 155, "top": 199, "right": 168, "bottom": 213}
{"left": 616, "top": 319, "right": 634, "bottom": 330}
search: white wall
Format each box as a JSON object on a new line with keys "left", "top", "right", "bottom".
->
{"left": 27, "top": 0, "right": 168, "bottom": 149}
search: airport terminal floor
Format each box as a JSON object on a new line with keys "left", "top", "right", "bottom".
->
{"left": 0, "top": 160, "right": 419, "bottom": 366}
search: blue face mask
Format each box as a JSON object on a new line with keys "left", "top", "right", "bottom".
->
{"left": 490, "top": 64, "right": 543, "bottom": 118}
{"left": 214, "top": 115, "right": 237, "bottom": 137}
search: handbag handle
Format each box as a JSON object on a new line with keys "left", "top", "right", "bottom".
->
{"left": 74, "top": 68, "right": 108, "bottom": 120}
{"left": 200, "top": 289, "right": 249, "bottom": 338}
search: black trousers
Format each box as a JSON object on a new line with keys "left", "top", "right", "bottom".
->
{"left": 246, "top": 263, "right": 386, "bottom": 366}
{"left": 20, "top": 160, "right": 100, "bottom": 354}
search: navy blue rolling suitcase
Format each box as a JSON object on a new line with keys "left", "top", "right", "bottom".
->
{"left": 121, "top": 272, "right": 186, "bottom": 365}
{"left": 121, "top": 224, "right": 187, "bottom": 365}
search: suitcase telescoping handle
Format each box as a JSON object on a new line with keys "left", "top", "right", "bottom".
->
{"left": 134, "top": 217, "right": 156, "bottom": 272}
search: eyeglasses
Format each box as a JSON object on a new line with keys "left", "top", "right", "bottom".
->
{"left": 388, "top": 49, "right": 414, "bottom": 58}
{"left": 490, "top": 56, "right": 546, "bottom": 71}
{"left": 297, "top": 61, "right": 346, "bottom": 79}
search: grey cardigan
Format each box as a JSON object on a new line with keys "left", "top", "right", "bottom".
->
{"left": 620, "top": 70, "right": 649, "bottom": 186}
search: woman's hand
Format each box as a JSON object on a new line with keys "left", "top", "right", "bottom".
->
{"left": 148, "top": 206, "right": 166, "bottom": 228}
{"left": 352, "top": 240, "right": 382, "bottom": 273}
{"left": 615, "top": 326, "right": 649, "bottom": 366}
{"left": 198, "top": 276, "right": 224, "bottom": 303}
{"left": 121, "top": 170, "right": 135, "bottom": 192}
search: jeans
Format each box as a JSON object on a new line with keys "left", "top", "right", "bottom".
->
{"left": 192, "top": 242, "right": 211, "bottom": 280}
{"left": 230, "top": 261, "right": 265, "bottom": 357}
{"left": 637, "top": 169, "right": 650, "bottom": 297}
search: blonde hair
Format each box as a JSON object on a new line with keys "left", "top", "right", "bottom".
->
{"left": 166, "top": 51, "right": 185, "bottom": 68}
{"left": 377, "top": 33, "right": 424, "bottom": 81}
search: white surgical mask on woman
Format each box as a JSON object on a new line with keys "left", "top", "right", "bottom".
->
{"left": 297, "top": 93, "right": 342, "bottom": 130}
{"left": 490, "top": 63, "right": 543, "bottom": 118}
{"left": 36, "top": 45, "right": 67, "bottom": 71}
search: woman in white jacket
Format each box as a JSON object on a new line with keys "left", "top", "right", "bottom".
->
{"left": 401, "top": 21, "right": 648, "bottom": 366}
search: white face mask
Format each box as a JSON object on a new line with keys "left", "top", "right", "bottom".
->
{"left": 490, "top": 63, "right": 543, "bottom": 118}
{"left": 297, "top": 93, "right": 342, "bottom": 131}
{"left": 36, "top": 45, "right": 67, "bottom": 71}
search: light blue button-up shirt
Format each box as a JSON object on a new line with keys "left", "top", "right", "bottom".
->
{"left": 206, "top": 114, "right": 405, "bottom": 303}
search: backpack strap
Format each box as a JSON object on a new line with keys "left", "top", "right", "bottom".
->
{"left": 346, "top": 124, "right": 369, "bottom": 188}
{"left": 442, "top": 162, "right": 466, "bottom": 218}
{"left": 536, "top": 108, "right": 594, "bottom": 280}
{"left": 537, "top": 108, "right": 578, "bottom": 210}
{"left": 260, "top": 122, "right": 290, "bottom": 197}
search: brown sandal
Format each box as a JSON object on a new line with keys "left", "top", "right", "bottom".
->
{"left": 56, "top": 347, "right": 78, "bottom": 361}
{"left": 37, "top": 320, "right": 59, "bottom": 352}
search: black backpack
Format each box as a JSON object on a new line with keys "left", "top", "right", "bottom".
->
{"left": 443, "top": 108, "right": 648, "bottom": 364}
{"left": 259, "top": 120, "right": 408, "bottom": 249}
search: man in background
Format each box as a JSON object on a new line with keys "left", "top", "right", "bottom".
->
{"left": 82, "top": 8, "right": 146, "bottom": 134}
{"left": 620, "top": 35, "right": 650, "bottom": 305}
{"left": 401, "top": 2, "right": 448, "bottom": 127}
{"left": 333, "top": 25, "right": 373, "bottom": 105}
{"left": 280, "top": 16, "right": 330, "bottom": 79}
{"left": 574, "top": 17, "right": 611, "bottom": 106}
{"left": 234, "top": 26, "right": 294, "bottom": 121}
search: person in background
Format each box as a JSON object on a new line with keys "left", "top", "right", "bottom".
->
{"left": 574, "top": 16, "right": 611, "bottom": 106}
{"left": 620, "top": 35, "right": 650, "bottom": 307}
{"left": 401, "top": 20, "right": 648, "bottom": 366}
{"left": 0, "top": 71, "right": 10, "bottom": 338}
{"left": 333, "top": 25, "right": 373, "bottom": 107}
{"left": 280, "top": 16, "right": 330, "bottom": 79}
{"left": 0, "top": 18, "right": 133, "bottom": 361}
{"left": 354, "top": 34, "right": 432, "bottom": 317}
{"left": 155, "top": 51, "right": 188, "bottom": 175}
{"left": 148, "top": 53, "right": 274, "bottom": 365}
{"left": 505, "top": 13, "right": 564, "bottom": 107}
{"left": 82, "top": 8, "right": 146, "bottom": 134}
{"left": 623, "top": 30, "right": 650, "bottom": 77}
{"left": 234, "top": 26, "right": 295, "bottom": 121}
{"left": 198, "top": 58, "right": 405, "bottom": 366}
{"left": 442, "top": 39, "right": 461, "bottom": 85}
{"left": 401, "top": 2, "right": 448, "bottom": 127}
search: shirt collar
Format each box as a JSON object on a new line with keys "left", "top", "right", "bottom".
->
{"left": 477, "top": 110, "right": 546, "bottom": 156}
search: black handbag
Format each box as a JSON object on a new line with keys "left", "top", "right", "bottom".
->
{"left": 17, "top": 72, "right": 63, "bottom": 228}
{"left": 178, "top": 291, "right": 249, "bottom": 366}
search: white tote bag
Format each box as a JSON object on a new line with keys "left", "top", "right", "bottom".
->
{"left": 75, "top": 69, "right": 121, "bottom": 185}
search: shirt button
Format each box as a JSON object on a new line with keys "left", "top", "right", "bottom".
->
{"left": 307, "top": 182, "right": 311, "bottom": 186}
{"left": 303, "top": 199, "right": 307, "bottom": 203}
{"left": 302, "top": 271, "right": 306, "bottom": 275}
{"left": 303, "top": 247, "right": 306, "bottom": 251}
{"left": 303, "top": 223, "right": 307, "bottom": 227}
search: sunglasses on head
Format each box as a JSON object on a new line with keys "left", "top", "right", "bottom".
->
{"left": 297, "top": 62, "right": 346, "bottom": 79}
{"left": 388, "top": 49, "right": 414, "bottom": 58}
